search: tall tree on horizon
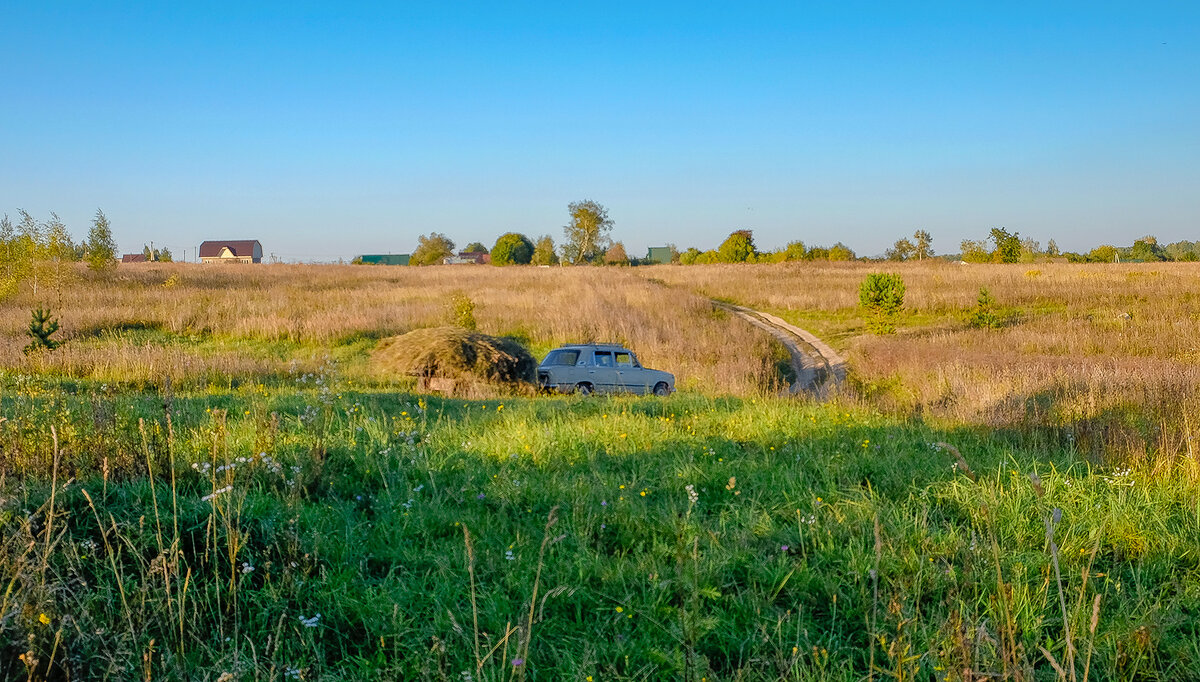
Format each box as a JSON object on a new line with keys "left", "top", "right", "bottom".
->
{"left": 562, "top": 200, "right": 613, "bottom": 264}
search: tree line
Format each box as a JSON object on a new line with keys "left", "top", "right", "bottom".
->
{"left": 0, "top": 209, "right": 133, "bottom": 297}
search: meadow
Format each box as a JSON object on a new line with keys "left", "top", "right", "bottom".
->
{"left": 645, "top": 261, "right": 1200, "bottom": 461}
{"left": 3, "top": 262, "right": 1200, "bottom": 680}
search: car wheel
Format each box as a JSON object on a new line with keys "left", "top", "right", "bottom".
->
{"left": 653, "top": 382, "right": 670, "bottom": 397}
{"left": 576, "top": 382, "right": 594, "bottom": 396}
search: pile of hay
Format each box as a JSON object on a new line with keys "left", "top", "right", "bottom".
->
{"left": 373, "top": 326, "right": 538, "bottom": 389}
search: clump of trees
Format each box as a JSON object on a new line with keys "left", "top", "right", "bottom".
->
{"left": 1, "top": 209, "right": 125, "bottom": 297}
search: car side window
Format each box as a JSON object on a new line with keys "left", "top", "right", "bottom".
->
{"left": 615, "top": 352, "right": 633, "bottom": 367}
{"left": 594, "top": 351, "right": 614, "bottom": 367}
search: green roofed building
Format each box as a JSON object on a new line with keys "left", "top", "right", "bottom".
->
{"left": 358, "top": 254, "right": 410, "bottom": 265}
{"left": 646, "top": 246, "right": 673, "bottom": 264}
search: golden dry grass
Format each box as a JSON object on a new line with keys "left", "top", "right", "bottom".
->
{"left": 644, "top": 261, "right": 1200, "bottom": 457}
{"left": 0, "top": 263, "right": 786, "bottom": 394}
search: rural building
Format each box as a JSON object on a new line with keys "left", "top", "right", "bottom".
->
{"left": 358, "top": 254, "right": 411, "bottom": 265}
{"left": 646, "top": 246, "right": 673, "bottom": 264}
{"left": 444, "top": 251, "right": 490, "bottom": 265}
{"left": 121, "top": 253, "right": 147, "bottom": 263}
{"left": 199, "top": 240, "right": 263, "bottom": 264}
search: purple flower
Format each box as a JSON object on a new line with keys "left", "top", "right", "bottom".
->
{"left": 477, "top": 493, "right": 486, "bottom": 499}
{"left": 601, "top": 500, "right": 607, "bottom": 506}
{"left": 511, "top": 658, "right": 524, "bottom": 667}
{"left": 781, "top": 545, "right": 789, "bottom": 552}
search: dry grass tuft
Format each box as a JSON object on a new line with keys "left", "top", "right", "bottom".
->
{"left": 373, "top": 326, "right": 537, "bottom": 386}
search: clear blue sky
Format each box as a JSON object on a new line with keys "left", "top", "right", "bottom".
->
{"left": 2, "top": 2, "right": 1198, "bottom": 260}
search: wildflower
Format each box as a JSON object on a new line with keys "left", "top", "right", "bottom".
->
{"left": 299, "top": 613, "right": 321, "bottom": 628}
{"left": 614, "top": 606, "right": 623, "bottom": 613}
{"left": 639, "top": 490, "right": 647, "bottom": 497}
{"left": 685, "top": 484, "right": 698, "bottom": 505}
{"left": 202, "top": 486, "right": 233, "bottom": 502}
{"left": 600, "top": 500, "right": 607, "bottom": 506}
{"left": 477, "top": 493, "right": 486, "bottom": 499}
{"left": 781, "top": 545, "right": 789, "bottom": 552}
{"left": 241, "top": 562, "right": 255, "bottom": 574}
{"left": 38, "top": 613, "right": 50, "bottom": 625}
{"left": 510, "top": 658, "right": 523, "bottom": 667}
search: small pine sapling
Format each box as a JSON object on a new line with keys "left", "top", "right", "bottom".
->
{"left": 969, "top": 287, "right": 1003, "bottom": 329}
{"left": 858, "top": 273, "right": 906, "bottom": 335}
{"left": 24, "top": 307, "right": 62, "bottom": 354}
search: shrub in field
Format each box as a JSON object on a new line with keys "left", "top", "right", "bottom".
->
{"left": 447, "top": 291, "right": 477, "bottom": 330}
{"left": 490, "top": 232, "right": 534, "bottom": 265}
{"left": 717, "top": 230, "right": 756, "bottom": 263}
{"left": 858, "top": 273, "right": 905, "bottom": 335}
{"left": 373, "top": 325, "right": 537, "bottom": 385}
{"left": 969, "top": 286, "right": 1003, "bottom": 329}
{"left": 23, "top": 307, "right": 61, "bottom": 354}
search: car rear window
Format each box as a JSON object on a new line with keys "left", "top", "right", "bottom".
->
{"left": 543, "top": 349, "right": 580, "bottom": 366}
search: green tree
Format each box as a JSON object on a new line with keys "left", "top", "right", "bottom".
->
{"left": 886, "top": 238, "right": 915, "bottom": 261}
{"left": 717, "top": 230, "right": 756, "bottom": 263}
{"left": 1088, "top": 244, "right": 1117, "bottom": 263}
{"left": 1046, "top": 239, "right": 1060, "bottom": 257}
{"left": 1131, "top": 236, "right": 1165, "bottom": 262}
{"left": 858, "top": 273, "right": 906, "bottom": 335}
{"left": 490, "top": 233, "right": 534, "bottom": 265}
{"left": 412, "top": 232, "right": 456, "bottom": 265}
{"left": 783, "top": 241, "right": 806, "bottom": 261}
{"left": 679, "top": 247, "right": 702, "bottom": 265}
{"left": 562, "top": 200, "right": 613, "bottom": 264}
{"left": 989, "top": 228, "right": 1021, "bottom": 263}
{"left": 827, "top": 242, "right": 856, "bottom": 261}
{"left": 531, "top": 235, "right": 558, "bottom": 266}
{"left": 85, "top": 209, "right": 117, "bottom": 272}
{"left": 463, "top": 242, "right": 487, "bottom": 254}
{"left": 158, "top": 247, "right": 173, "bottom": 263}
{"left": 913, "top": 230, "right": 934, "bottom": 260}
{"left": 960, "top": 240, "right": 990, "bottom": 263}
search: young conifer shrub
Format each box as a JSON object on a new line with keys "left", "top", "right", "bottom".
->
{"left": 24, "top": 307, "right": 61, "bottom": 354}
{"left": 858, "top": 273, "right": 905, "bottom": 335}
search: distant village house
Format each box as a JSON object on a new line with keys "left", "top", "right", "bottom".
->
{"left": 443, "top": 250, "right": 490, "bottom": 265}
{"left": 646, "top": 246, "right": 672, "bottom": 264}
{"left": 200, "top": 240, "right": 263, "bottom": 264}
{"left": 121, "top": 253, "right": 147, "bottom": 263}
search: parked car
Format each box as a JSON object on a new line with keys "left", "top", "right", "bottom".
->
{"left": 538, "top": 344, "right": 675, "bottom": 396}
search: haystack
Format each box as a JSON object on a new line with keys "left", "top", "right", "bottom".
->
{"left": 373, "top": 326, "right": 537, "bottom": 391}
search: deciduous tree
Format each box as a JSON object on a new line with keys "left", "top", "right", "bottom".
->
{"left": 85, "top": 209, "right": 117, "bottom": 272}
{"left": 412, "top": 232, "right": 456, "bottom": 265}
{"left": 562, "top": 200, "right": 613, "bottom": 264}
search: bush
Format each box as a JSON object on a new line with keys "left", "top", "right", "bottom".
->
{"left": 858, "top": 273, "right": 905, "bottom": 335}
{"left": 447, "top": 292, "right": 477, "bottom": 330}
{"left": 23, "top": 307, "right": 61, "bottom": 354}
{"left": 490, "top": 233, "right": 534, "bottom": 265}
{"left": 373, "top": 326, "right": 537, "bottom": 386}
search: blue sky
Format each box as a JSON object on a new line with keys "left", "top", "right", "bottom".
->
{"left": 2, "top": 2, "right": 1198, "bottom": 260}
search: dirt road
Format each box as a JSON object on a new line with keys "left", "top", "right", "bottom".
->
{"left": 715, "top": 302, "right": 847, "bottom": 396}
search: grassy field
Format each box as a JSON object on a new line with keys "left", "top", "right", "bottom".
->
{"left": 4, "top": 262, "right": 1200, "bottom": 680}
{"left": 645, "top": 261, "right": 1200, "bottom": 461}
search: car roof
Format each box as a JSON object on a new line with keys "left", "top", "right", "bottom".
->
{"left": 554, "top": 343, "right": 630, "bottom": 351}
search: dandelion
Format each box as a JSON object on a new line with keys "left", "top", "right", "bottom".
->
{"left": 614, "top": 606, "right": 623, "bottom": 613}
{"left": 38, "top": 613, "right": 50, "bottom": 625}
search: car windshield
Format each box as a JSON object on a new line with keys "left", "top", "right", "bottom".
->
{"left": 542, "top": 349, "right": 580, "bottom": 366}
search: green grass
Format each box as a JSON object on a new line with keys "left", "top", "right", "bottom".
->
{"left": 3, "top": 374, "right": 1200, "bottom": 680}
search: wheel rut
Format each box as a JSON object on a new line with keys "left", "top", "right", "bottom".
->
{"left": 713, "top": 301, "right": 847, "bottom": 397}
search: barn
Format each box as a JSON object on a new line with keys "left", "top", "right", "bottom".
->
{"left": 199, "top": 240, "right": 263, "bottom": 264}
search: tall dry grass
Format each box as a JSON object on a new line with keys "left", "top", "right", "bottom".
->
{"left": 645, "top": 261, "right": 1200, "bottom": 458}
{"left": 0, "top": 263, "right": 785, "bottom": 394}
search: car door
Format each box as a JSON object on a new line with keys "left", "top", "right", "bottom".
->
{"left": 588, "top": 350, "right": 619, "bottom": 393}
{"left": 613, "top": 350, "right": 643, "bottom": 394}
